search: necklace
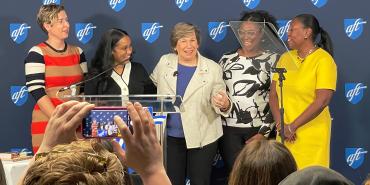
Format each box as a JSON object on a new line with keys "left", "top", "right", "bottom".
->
{"left": 297, "top": 46, "right": 317, "bottom": 63}
{"left": 44, "top": 41, "right": 67, "bottom": 53}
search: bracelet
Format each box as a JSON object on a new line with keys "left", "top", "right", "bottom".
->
{"left": 288, "top": 124, "right": 293, "bottom": 133}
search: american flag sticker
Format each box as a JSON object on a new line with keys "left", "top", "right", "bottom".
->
{"left": 83, "top": 109, "right": 128, "bottom": 138}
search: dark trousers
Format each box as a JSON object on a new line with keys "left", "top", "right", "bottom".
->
{"left": 166, "top": 136, "right": 218, "bottom": 185}
{"left": 218, "top": 126, "right": 259, "bottom": 174}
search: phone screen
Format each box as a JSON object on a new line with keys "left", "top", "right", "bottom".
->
{"left": 82, "top": 107, "right": 129, "bottom": 138}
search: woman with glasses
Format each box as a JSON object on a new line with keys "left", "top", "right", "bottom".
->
{"left": 24, "top": 4, "right": 87, "bottom": 153}
{"left": 218, "top": 10, "right": 279, "bottom": 174}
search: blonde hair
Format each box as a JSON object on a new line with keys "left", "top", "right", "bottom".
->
{"left": 37, "top": 3, "right": 65, "bottom": 33}
{"left": 23, "top": 140, "right": 125, "bottom": 185}
{"left": 170, "top": 22, "right": 201, "bottom": 53}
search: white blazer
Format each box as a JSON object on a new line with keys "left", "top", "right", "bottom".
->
{"left": 150, "top": 53, "right": 230, "bottom": 149}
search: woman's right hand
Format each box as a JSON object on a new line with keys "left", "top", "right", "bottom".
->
{"left": 113, "top": 102, "right": 171, "bottom": 185}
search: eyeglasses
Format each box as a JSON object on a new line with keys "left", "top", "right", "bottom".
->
{"left": 237, "top": 29, "right": 260, "bottom": 38}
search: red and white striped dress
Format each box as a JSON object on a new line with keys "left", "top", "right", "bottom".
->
{"left": 25, "top": 42, "right": 87, "bottom": 153}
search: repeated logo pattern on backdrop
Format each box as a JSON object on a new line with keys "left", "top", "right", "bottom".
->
{"left": 9, "top": 23, "right": 31, "bottom": 44}
{"left": 43, "top": 0, "right": 61, "bottom": 5}
{"left": 242, "top": 0, "right": 260, "bottom": 9}
{"left": 310, "top": 0, "right": 328, "bottom": 8}
{"left": 208, "top": 22, "right": 230, "bottom": 42}
{"left": 141, "top": 22, "right": 163, "bottom": 44}
{"left": 75, "top": 23, "right": 97, "bottom": 44}
{"left": 108, "top": 0, "right": 126, "bottom": 12}
{"left": 10, "top": 86, "right": 28, "bottom": 106}
{"left": 344, "top": 18, "right": 367, "bottom": 40}
{"left": 345, "top": 148, "right": 368, "bottom": 169}
{"left": 175, "top": 0, "right": 193, "bottom": 12}
{"left": 277, "top": 20, "right": 291, "bottom": 41}
{"left": 345, "top": 83, "right": 367, "bottom": 105}
{"left": 4, "top": 0, "right": 369, "bottom": 184}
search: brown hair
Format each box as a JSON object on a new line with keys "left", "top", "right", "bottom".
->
{"left": 170, "top": 22, "right": 200, "bottom": 53}
{"left": 37, "top": 3, "right": 65, "bottom": 33}
{"left": 228, "top": 139, "right": 297, "bottom": 185}
{"left": 23, "top": 140, "right": 125, "bottom": 185}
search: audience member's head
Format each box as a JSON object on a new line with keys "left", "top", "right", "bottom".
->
{"left": 228, "top": 139, "right": 297, "bottom": 185}
{"left": 279, "top": 166, "right": 354, "bottom": 185}
{"left": 363, "top": 173, "right": 370, "bottom": 185}
{"left": 23, "top": 140, "right": 125, "bottom": 185}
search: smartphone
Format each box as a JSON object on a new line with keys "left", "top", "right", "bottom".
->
{"left": 82, "top": 107, "right": 129, "bottom": 138}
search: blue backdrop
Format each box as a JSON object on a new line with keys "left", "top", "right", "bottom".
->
{"left": 1, "top": 0, "right": 369, "bottom": 184}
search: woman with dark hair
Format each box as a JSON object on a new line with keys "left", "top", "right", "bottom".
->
{"left": 228, "top": 139, "right": 297, "bottom": 185}
{"left": 269, "top": 14, "right": 337, "bottom": 169}
{"left": 85, "top": 28, "right": 155, "bottom": 95}
{"left": 218, "top": 10, "right": 279, "bottom": 174}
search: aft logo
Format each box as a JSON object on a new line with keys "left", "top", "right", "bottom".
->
{"left": 141, "top": 23, "right": 163, "bottom": 44}
{"left": 311, "top": 0, "right": 328, "bottom": 8}
{"left": 175, "top": 0, "right": 192, "bottom": 12}
{"left": 75, "top": 23, "right": 97, "bottom": 44}
{"left": 277, "top": 20, "right": 291, "bottom": 41}
{"left": 345, "top": 148, "right": 368, "bottom": 169}
{"left": 344, "top": 18, "right": 367, "bottom": 40}
{"left": 208, "top": 22, "right": 229, "bottom": 42}
{"left": 345, "top": 83, "right": 367, "bottom": 104}
{"left": 43, "top": 0, "right": 61, "bottom": 5}
{"left": 185, "top": 178, "right": 190, "bottom": 185}
{"left": 9, "top": 23, "right": 31, "bottom": 44}
{"left": 241, "top": 0, "right": 260, "bottom": 9}
{"left": 108, "top": 0, "right": 126, "bottom": 12}
{"left": 212, "top": 152, "right": 224, "bottom": 168}
{"left": 10, "top": 86, "right": 28, "bottom": 106}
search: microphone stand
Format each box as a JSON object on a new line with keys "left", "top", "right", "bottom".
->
{"left": 57, "top": 63, "right": 123, "bottom": 93}
{"left": 271, "top": 67, "right": 286, "bottom": 144}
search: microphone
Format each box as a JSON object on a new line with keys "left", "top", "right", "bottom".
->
{"left": 173, "top": 71, "right": 178, "bottom": 77}
{"left": 58, "top": 63, "right": 122, "bottom": 93}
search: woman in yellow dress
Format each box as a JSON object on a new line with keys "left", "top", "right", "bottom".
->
{"left": 269, "top": 14, "right": 337, "bottom": 169}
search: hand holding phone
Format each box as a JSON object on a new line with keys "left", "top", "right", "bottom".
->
{"left": 82, "top": 107, "right": 129, "bottom": 138}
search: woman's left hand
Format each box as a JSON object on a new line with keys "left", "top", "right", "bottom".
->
{"left": 212, "top": 91, "right": 230, "bottom": 112}
{"left": 284, "top": 123, "right": 297, "bottom": 143}
{"left": 38, "top": 101, "right": 95, "bottom": 153}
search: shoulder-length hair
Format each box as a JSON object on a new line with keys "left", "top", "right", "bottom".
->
{"left": 228, "top": 139, "right": 297, "bottom": 185}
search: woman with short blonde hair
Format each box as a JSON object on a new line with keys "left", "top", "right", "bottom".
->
{"left": 25, "top": 4, "right": 87, "bottom": 153}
